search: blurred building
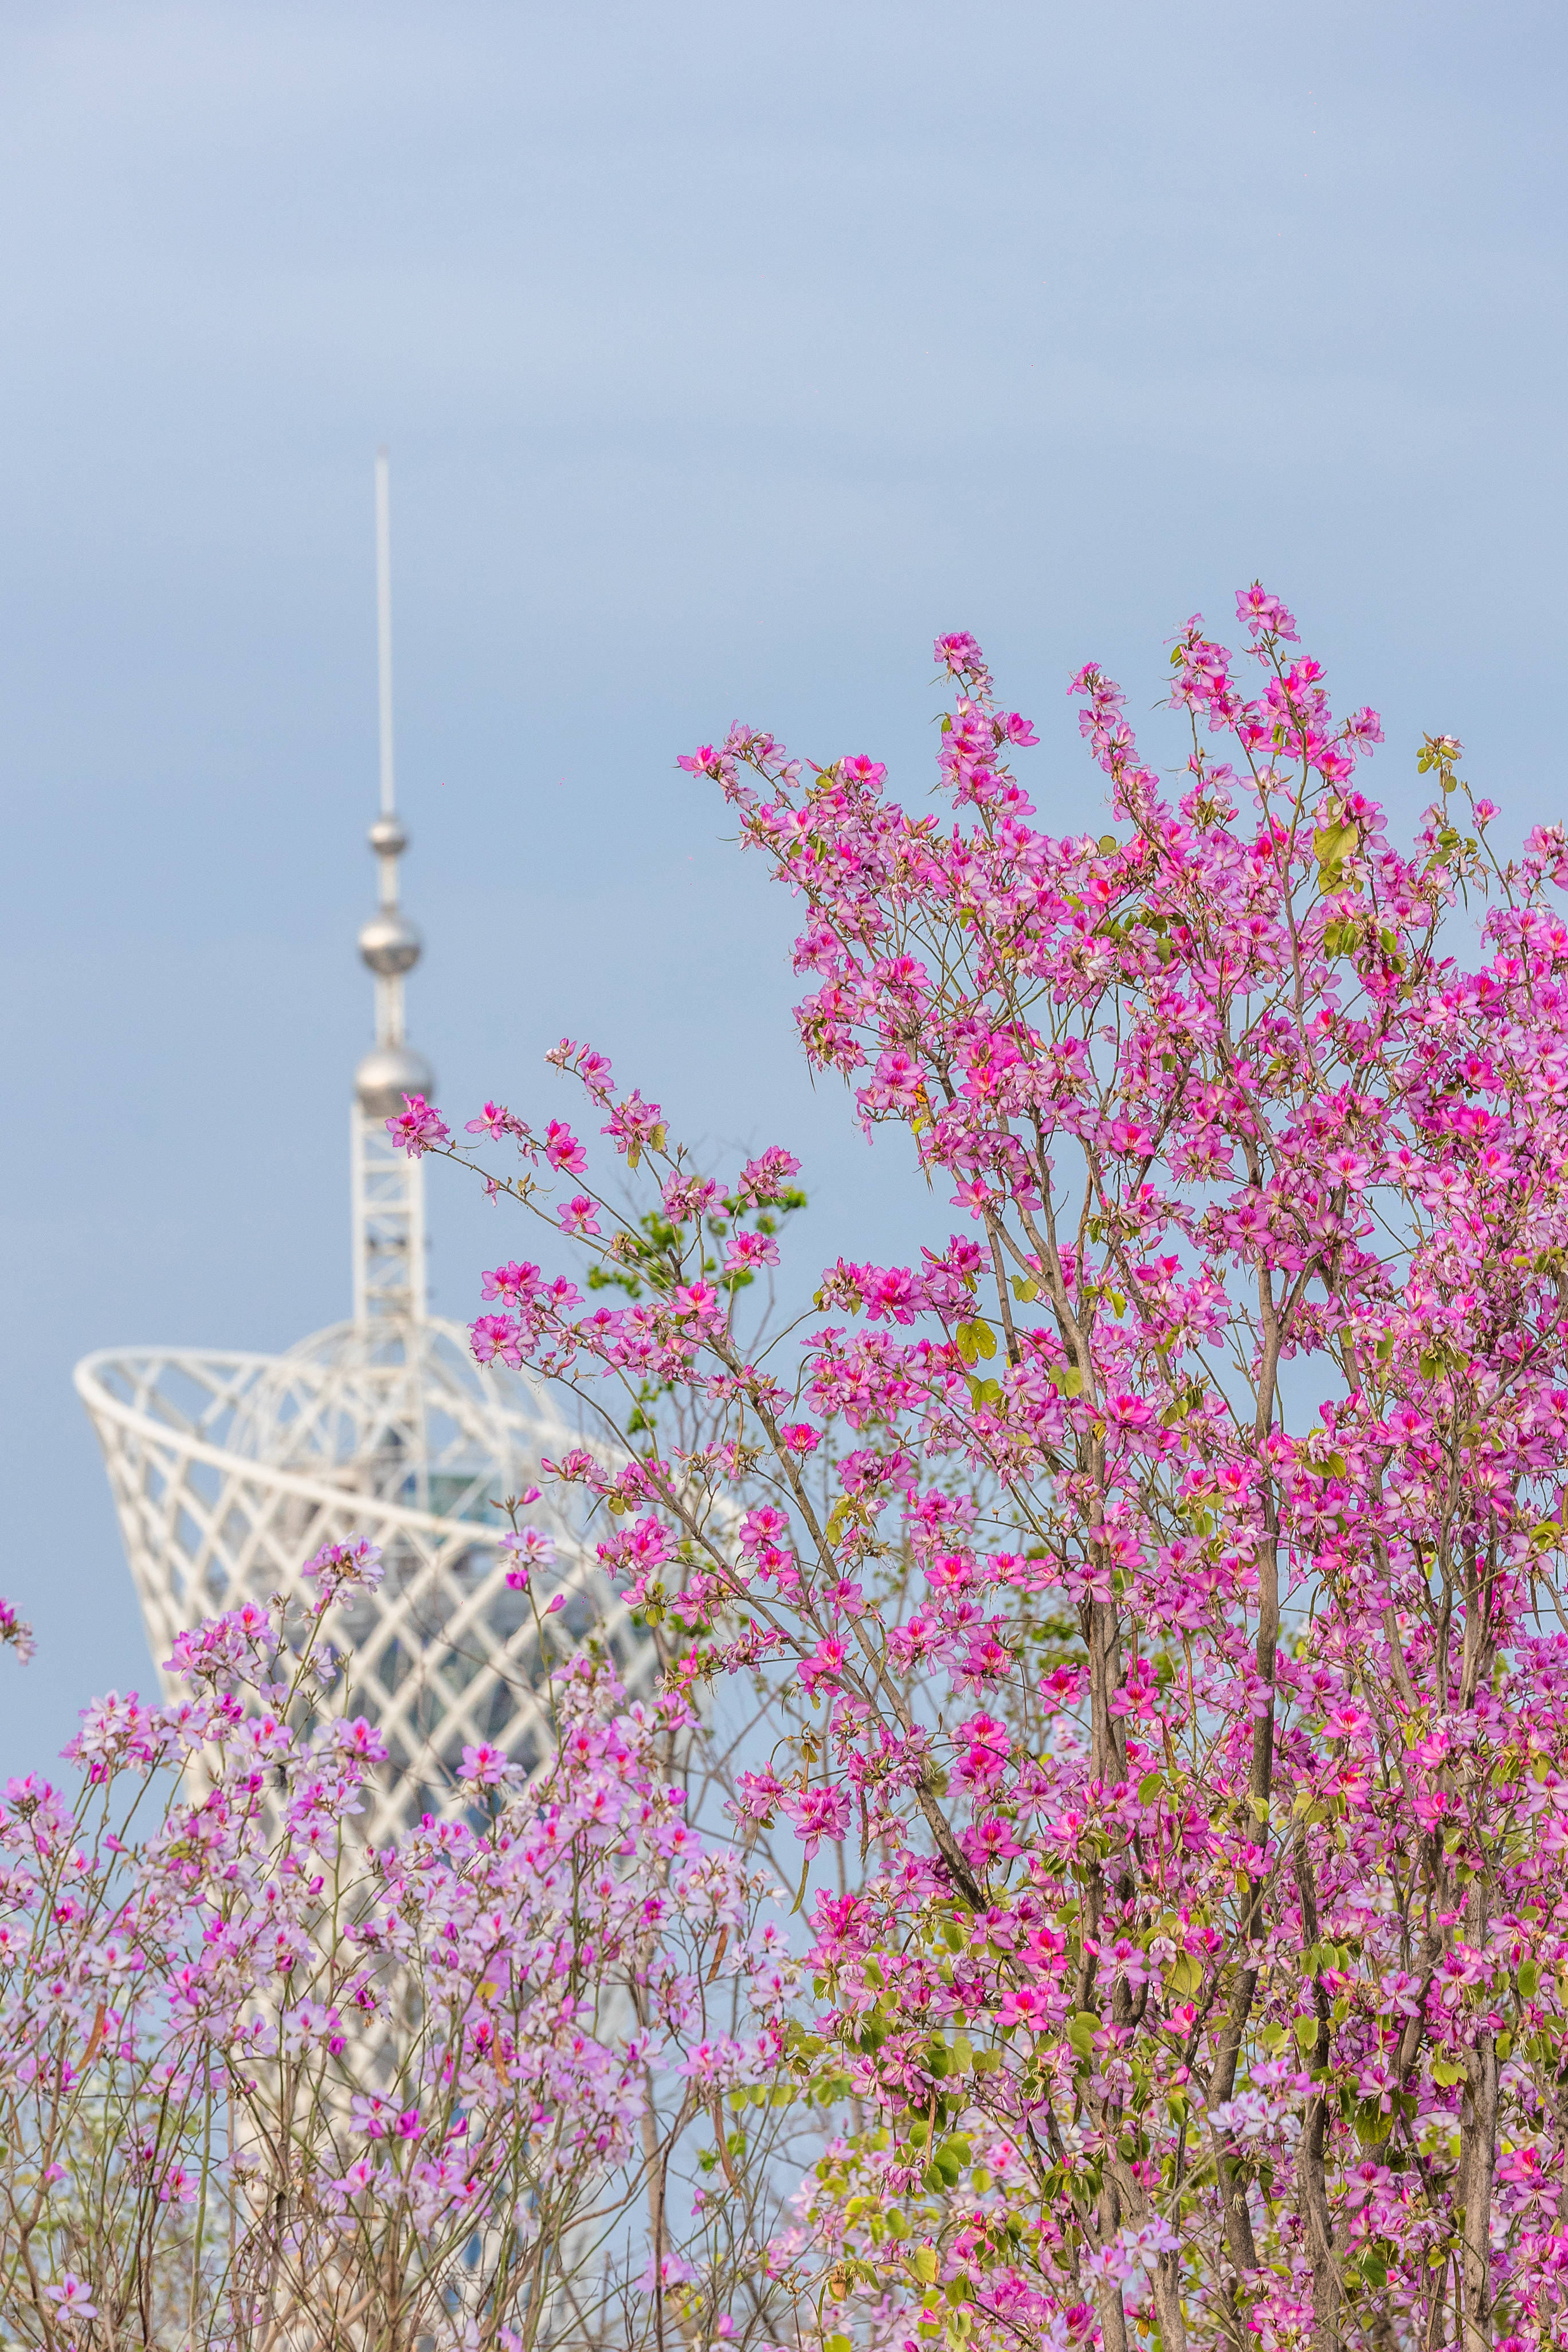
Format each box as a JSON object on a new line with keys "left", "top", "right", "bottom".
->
{"left": 75, "top": 454, "right": 648, "bottom": 1839}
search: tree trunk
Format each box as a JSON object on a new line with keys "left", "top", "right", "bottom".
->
{"left": 1459, "top": 2029, "right": 1498, "bottom": 2352}
{"left": 1095, "top": 2175, "right": 1129, "bottom": 2352}
{"left": 1299, "top": 2085, "right": 1342, "bottom": 2352}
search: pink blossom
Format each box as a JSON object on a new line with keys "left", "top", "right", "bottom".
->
{"left": 46, "top": 2275, "right": 97, "bottom": 2318}
{"left": 460, "top": 1743, "right": 512, "bottom": 1787}
{"left": 602, "top": 1091, "right": 664, "bottom": 1158}
{"left": 385, "top": 1093, "right": 451, "bottom": 1156}
{"left": 779, "top": 1785, "right": 849, "bottom": 1856}
{"left": 465, "top": 1100, "right": 526, "bottom": 1141}
{"left": 0, "top": 1598, "right": 34, "bottom": 1664}
{"left": 558, "top": 1194, "right": 602, "bottom": 1236}
{"left": 301, "top": 1537, "right": 384, "bottom": 1597}
{"left": 501, "top": 1526, "right": 556, "bottom": 1587}
{"left": 544, "top": 1119, "right": 587, "bottom": 1175}
{"left": 736, "top": 1145, "right": 802, "bottom": 1205}
{"left": 725, "top": 1230, "right": 780, "bottom": 1274}
{"left": 472, "top": 1314, "right": 523, "bottom": 1369}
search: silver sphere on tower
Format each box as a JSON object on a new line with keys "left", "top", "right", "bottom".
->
{"left": 358, "top": 908, "right": 423, "bottom": 977}
{"left": 76, "top": 451, "right": 651, "bottom": 1841}
{"left": 355, "top": 1042, "right": 438, "bottom": 1121}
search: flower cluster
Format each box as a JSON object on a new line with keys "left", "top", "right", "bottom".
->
{"left": 0, "top": 1596, "right": 34, "bottom": 1664}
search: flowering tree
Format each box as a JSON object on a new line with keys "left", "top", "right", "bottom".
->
{"left": 393, "top": 592, "right": 1568, "bottom": 2352}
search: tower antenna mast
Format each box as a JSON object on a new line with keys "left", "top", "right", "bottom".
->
{"left": 352, "top": 448, "right": 433, "bottom": 1326}
{"left": 376, "top": 446, "right": 396, "bottom": 820}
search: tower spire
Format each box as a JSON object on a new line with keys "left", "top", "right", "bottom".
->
{"left": 376, "top": 445, "right": 396, "bottom": 820}
{"left": 352, "top": 449, "right": 434, "bottom": 1325}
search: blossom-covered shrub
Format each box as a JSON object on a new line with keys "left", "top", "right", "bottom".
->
{"left": 0, "top": 1561, "right": 798, "bottom": 2349}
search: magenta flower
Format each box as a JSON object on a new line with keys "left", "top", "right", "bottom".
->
{"left": 385, "top": 1092, "right": 451, "bottom": 1156}
{"left": 780, "top": 1785, "right": 849, "bottom": 1857}
{"left": 558, "top": 1193, "right": 602, "bottom": 1237}
{"left": 543, "top": 1118, "right": 587, "bottom": 1175}
{"left": 465, "top": 1099, "right": 526, "bottom": 1141}
{"left": 0, "top": 1598, "right": 34, "bottom": 1664}
{"left": 460, "top": 1742, "right": 511, "bottom": 1788}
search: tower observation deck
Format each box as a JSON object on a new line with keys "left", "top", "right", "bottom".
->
{"left": 75, "top": 454, "right": 649, "bottom": 1840}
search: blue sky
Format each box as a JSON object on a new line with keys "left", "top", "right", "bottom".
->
{"left": 1, "top": 0, "right": 1563, "bottom": 1771}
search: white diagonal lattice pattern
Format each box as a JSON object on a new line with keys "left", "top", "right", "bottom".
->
{"left": 76, "top": 1319, "right": 652, "bottom": 1845}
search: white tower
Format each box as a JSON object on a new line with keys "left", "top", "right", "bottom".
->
{"left": 76, "top": 454, "right": 649, "bottom": 1839}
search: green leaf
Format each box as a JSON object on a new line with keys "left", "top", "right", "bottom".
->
{"left": 1314, "top": 820, "right": 1358, "bottom": 873}
{"left": 1293, "top": 2014, "right": 1320, "bottom": 2052}
{"left": 1067, "top": 2010, "right": 1099, "bottom": 2059}
{"left": 971, "top": 1318, "right": 998, "bottom": 1361}
{"left": 1010, "top": 1275, "right": 1040, "bottom": 1303}
{"left": 1138, "top": 1769, "right": 1163, "bottom": 1805}
{"left": 955, "top": 1322, "right": 979, "bottom": 1367}
{"left": 1166, "top": 1954, "right": 1202, "bottom": 2001}
{"left": 1519, "top": 1960, "right": 1540, "bottom": 2000}
{"left": 1049, "top": 1363, "right": 1085, "bottom": 1399}
{"left": 1353, "top": 2098, "right": 1395, "bottom": 2147}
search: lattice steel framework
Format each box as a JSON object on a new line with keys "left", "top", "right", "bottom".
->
{"left": 75, "top": 1328, "right": 647, "bottom": 1844}
{"left": 76, "top": 452, "right": 649, "bottom": 1840}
